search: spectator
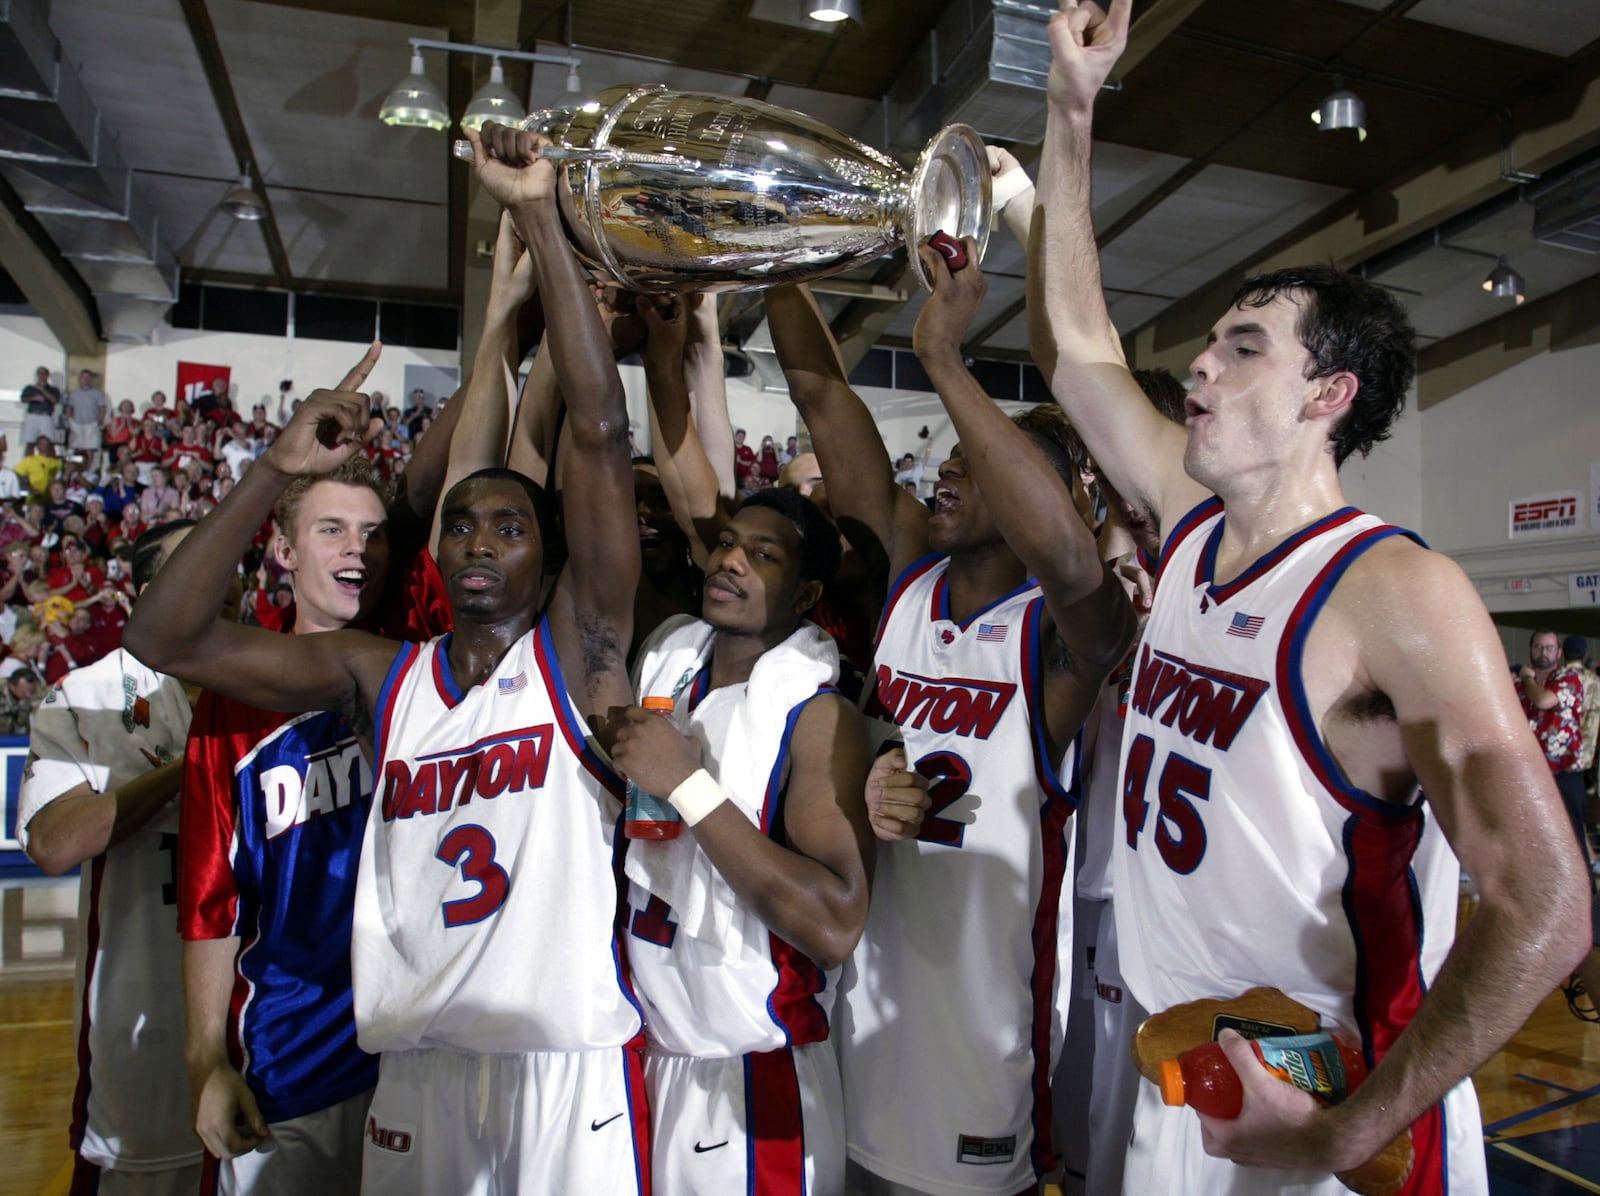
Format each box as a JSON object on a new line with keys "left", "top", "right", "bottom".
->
{"left": 779, "top": 434, "right": 799, "bottom": 466}
{"left": 14, "top": 436, "right": 64, "bottom": 496}
{"left": 757, "top": 434, "right": 780, "bottom": 483}
{"left": 103, "top": 399, "right": 138, "bottom": 459}
{"left": 42, "top": 480, "right": 84, "bottom": 532}
{"left": 0, "top": 456, "right": 23, "bottom": 502}
{"left": 94, "top": 463, "right": 142, "bottom": 524}
{"left": 733, "top": 426, "right": 757, "bottom": 486}
{"left": 21, "top": 366, "right": 61, "bottom": 448}
{"left": 46, "top": 537, "right": 106, "bottom": 603}
{"left": 140, "top": 468, "right": 180, "bottom": 521}
{"left": 65, "top": 370, "right": 109, "bottom": 464}
{"left": 401, "top": 387, "right": 432, "bottom": 440}
{"left": 0, "top": 667, "right": 40, "bottom": 735}
{"left": 1518, "top": 628, "right": 1588, "bottom": 841}
{"left": 216, "top": 418, "right": 256, "bottom": 477}
{"left": 247, "top": 402, "right": 275, "bottom": 440}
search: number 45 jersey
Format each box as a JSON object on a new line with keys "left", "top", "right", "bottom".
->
{"left": 836, "top": 554, "right": 1079, "bottom": 1196}
{"left": 354, "top": 617, "right": 643, "bottom": 1055}
{"left": 1115, "top": 499, "right": 1483, "bottom": 1195}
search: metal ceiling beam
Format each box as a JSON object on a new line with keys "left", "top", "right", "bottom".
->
{"left": 176, "top": 0, "right": 293, "bottom": 289}
{"left": 1121, "top": 45, "right": 1600, "bottom": 380}
{"left": 1417, "top": 269, "right": 1600, "bottom": 410}
{"left": 183, "top": 267, "right": 457, "bottom": 306}
{"left": 0, "top": 172, "right": 100, "bottom": 355}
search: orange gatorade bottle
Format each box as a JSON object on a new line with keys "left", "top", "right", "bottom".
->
{"left": 1158, "top": 1031, "right": 1367, "bottom": 1119}
{"left": 624, "top": 696, "right": 682, "bottom": 840}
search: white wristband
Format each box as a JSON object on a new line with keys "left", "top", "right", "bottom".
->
{"left": 990, "top": 167, "right": 1034, "bottom": 215}
{"left": 668, "top": 768, "right": 726, "bottom": 827}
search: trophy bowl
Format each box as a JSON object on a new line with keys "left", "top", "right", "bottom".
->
{"left": 455, "top": 85, "right": 991, "bottom": 294}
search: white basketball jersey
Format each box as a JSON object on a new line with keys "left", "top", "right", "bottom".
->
{"left": 837, "top": 555, "right": 1079, "bottom": 1196}
{"left": 354, "top": 617, "right": 643, "bottom": 1054}
{"left": 18, "top": 650, "right": 197, "bottom": 1171}
{"left": 1074, "top": 644, "right": 1137, "bottom": 904}
{"left": 626, "top": 680, "right": 837, "bottom": 1057}
{"left": 1115, "top": 500, "right": 1484, "bottom": 1195}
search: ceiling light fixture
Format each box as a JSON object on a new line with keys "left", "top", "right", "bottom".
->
{"left": 379, "top": 50, "right": 450, "bottom": 130}
{"left": 380, "top": 40, "right": 583, "bottom": 133}
{"left": 805, "top": 0, "right": 862, "bottom": 24}
{"left": 219, "top": 169, "right": 267, "bottom": 221}
{"left": 460, "top": 57, "right": 526, "bottom": 132}
{"left": 1311, "top": 82, "right": 1366, "bottom": 142}
{"left": 1482, "top": 257, "right": 1527, "bottom": 305}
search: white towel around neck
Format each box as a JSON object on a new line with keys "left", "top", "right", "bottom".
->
{"left": 623, "top": 614, "right": 838, "bottom": 951}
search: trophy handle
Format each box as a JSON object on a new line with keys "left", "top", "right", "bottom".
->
{"left": 452, "top": 141, "right": 701, "bottom": 172}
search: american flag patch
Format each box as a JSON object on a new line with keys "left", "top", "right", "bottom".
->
{"left": 1226, "top": 612, "right": 1265, "bottom": 640}
{"left": 976, "top": 622, "right": 1009, "bottom": 642}
{"left": 498, "top": 672, "right": 528, "bottom": 694}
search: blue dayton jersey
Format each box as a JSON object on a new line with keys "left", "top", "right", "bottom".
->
{"left": 180, "top": 695, "right": 378, "bottom": 1123}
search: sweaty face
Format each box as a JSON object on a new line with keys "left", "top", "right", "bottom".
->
{"left": 275, "top": 481, "right": 389, "bottom": 633}
{"left": 436, "top": 477, "right": 543, "bottom": 623}
{"left": 927, "top": 445, "right": 1000, "bottom": 553}
{"left": 1184, "top": 293, "right": 1326, "bottom": 491}
{"left": 702, "top": 507, "right": 815, "bottom": 637}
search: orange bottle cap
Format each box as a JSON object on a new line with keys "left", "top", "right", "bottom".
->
{"left": 1157, "top": 1058, "right": 1185, "bottom": 1106}
{"left": 642, "top": 696, "right": 675, "bottom": 712}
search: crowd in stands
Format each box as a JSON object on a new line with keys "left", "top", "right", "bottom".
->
{"left": 0, "top": 373, "right": 446, "bottom": 728}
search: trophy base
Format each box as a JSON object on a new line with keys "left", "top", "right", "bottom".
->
{"left": 905, "top": 124, "right": 992, "bottom": 292}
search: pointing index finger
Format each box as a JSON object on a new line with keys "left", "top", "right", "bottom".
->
{"left": 337, "top": 341, "right": 382, "bottom": 392}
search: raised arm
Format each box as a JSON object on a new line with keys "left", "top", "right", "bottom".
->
{"left": 682, "top": 292, "right": 737, "bottom": 502}
{"left": 123, "top": 373, "right": 401, "bottom": 713}
{"left": 430, "top": 212, "right": 537, "bottom": 555}
{"left": 913, "top": 241, "right": 1133, "bottom": 743}
{"left": 1205, "top": 544, "right": 1591, "bottom": 1176}
{"left": 612, "top": 691, "right": 874, "bottom": 969}
{"left": 639, "top": 297, "right": 730, "bottom": 565}
{"left": 469, "top": 123, "right": 638, "bottom": 719}
{"left": 1030, "top": 0, "right": 1202, "bottom": 537}
{"left": 765, "top": 284, "right": 929, "bottom": 582}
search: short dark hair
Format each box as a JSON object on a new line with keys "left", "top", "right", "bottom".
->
{"left": 447, "top": 468, "right": 559, "bottom": 558}
{"left": 1530, "top": 627, "right": 1560, "bottom": 648}
{"left": 132, "top": 519, "right": 196, "bottom": 590}
{"left": 9, "top": 667, "right": 38, "bottom": 688}
{"left": 739, "top": 487, "right": 841, "bottom": 589}
{"left": 1132, "top": 368, "right": 1188, "bottom": 425}
{"left": 1010, "top": 403, "right": 1088, "bottom": 484}
{"left": 1230, "top": 265, "right": 1415, "bottom": 467}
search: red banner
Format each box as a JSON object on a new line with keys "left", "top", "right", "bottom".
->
{"left": 176, "top": 362, "right": 231, "bottom": 408}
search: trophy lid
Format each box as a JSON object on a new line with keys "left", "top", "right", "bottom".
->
{"left": 906, "top": 124, "right": 992, "bottom": 292}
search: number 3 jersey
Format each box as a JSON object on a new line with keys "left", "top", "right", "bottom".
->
{"left": 354, "top": 617, "right": 643, "bottom": 1055}
{"left": 837, "top": 554, "right": 1079, "bottom": 1196}
{"left": 1115, "top": 499, "right": 1483, "bottom": 1195}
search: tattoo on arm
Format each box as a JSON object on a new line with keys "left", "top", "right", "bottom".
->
{"left": 1049, "top": 633, "right": 1079, "bottom": 677}
{"left": 578, "top": 615, "right": 626, "bottom": 700}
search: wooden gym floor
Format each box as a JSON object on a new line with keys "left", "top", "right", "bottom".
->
{"left": 2, "top": 877, "right": 1595, "bottom": 1196}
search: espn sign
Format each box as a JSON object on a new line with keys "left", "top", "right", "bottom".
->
{"left": 1509, "top": 490, "right": 1582, "bottom": 540}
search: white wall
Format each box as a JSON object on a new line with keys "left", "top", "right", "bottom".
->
{"left": 1420, "top": 341, "right": 1600, "bottom": 620}
{"left": 1338, "top": 386, "right": 1422, "bottom": 533}
{"left": 103, "top": 324, "right": 457, "bottom": 414}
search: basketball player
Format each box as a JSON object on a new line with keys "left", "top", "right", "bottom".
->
{"left": 765, "top": 250, "right": 1131, "bottom": 1194}
{"left": 612, "top": 487, "right": 873, "bottom": 1194}
{"left": 1032, "top": 3, "right": 1590, "bottom": 1191}
{"left": 20, "top": 522, "right": 206, "bottom": 1195}
{"left": 126, "top": 122, "right": 646, "bottom": 1195}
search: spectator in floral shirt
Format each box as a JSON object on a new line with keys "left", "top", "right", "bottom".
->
{"left": 1518, "top": 628, "right": 1588, "bottom": 840}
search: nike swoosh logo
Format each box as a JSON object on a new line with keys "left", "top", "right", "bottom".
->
{"left": 693, "top": 1141, "right": 728, "bottom": 1153}
{"left": 591, "top": 1113, "right": 625, "bottom": 1132}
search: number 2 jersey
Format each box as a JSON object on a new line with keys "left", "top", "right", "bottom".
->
{"left": 836, "top": 554, "right": 1079, "bottom": 1196}
{"left": 355, "top": 616, "right": 644, "bottom": 1054}
{"left": 1115, "top": 499, "right": 1485, "bottom": 1195}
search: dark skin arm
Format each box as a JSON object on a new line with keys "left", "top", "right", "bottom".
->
{"left": 610, "top": 691, "right": 874, "bottom": 970}
{"left": 123, "top": 368, "right": 401, "bottom": 716}
{"left": 766, "top": 284, "right": 930, "bottom": 587}
{"left": 913, "top": 238, "right": 1134, "bottom": 755}
{"left": 468, "top": 123, "right": 639, "bottom": 724}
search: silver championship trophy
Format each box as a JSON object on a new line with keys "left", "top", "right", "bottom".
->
{"left": 453, "top": 84, "right": 991, "bottom": 293}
